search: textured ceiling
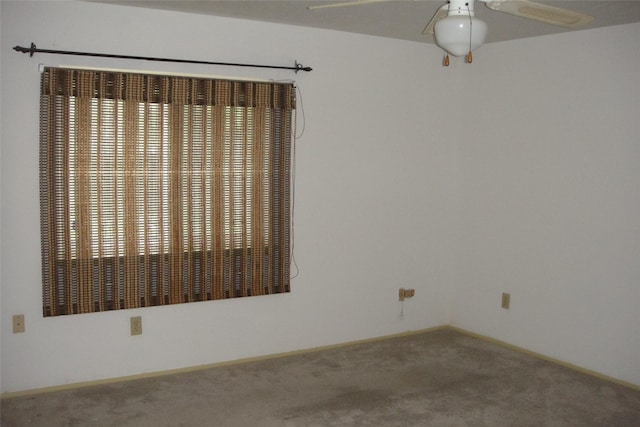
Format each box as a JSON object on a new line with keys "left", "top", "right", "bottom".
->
{"left": 87, "top": 1, "right": 640, "bottom": 45}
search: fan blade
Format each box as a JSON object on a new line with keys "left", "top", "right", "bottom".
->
{"left": 422, "top": 4, "right": 449, "bottom": 35}
{"left": 307, "top": 0, "right": 386, "bottom": 10}
{"left": 483, "top": 0, "right": 593, "bottom": 28}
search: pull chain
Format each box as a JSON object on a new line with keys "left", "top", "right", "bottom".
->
{"left": 467, "top": 2, "right": 473, "bottom": 64}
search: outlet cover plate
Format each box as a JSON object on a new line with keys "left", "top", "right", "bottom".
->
{"left": 130, "top": 316, "right": 142, "bottom": 335}
{"left": 501, "top": 293, "right": 511, "bottom": 309}
{"left": 13, "top": 314, "right": 25, "bottom": 333}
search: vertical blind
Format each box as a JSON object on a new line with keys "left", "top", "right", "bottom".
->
{"left": 39, "top": 67, "right": 294, "bottom": 316}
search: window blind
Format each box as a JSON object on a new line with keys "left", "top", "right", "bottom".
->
{"left": 39, "top": 67, "right": 294, "bottom": 316}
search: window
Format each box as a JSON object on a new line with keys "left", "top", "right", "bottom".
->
{"left": 39, "top": 68, "right": 294, "bottom": 316}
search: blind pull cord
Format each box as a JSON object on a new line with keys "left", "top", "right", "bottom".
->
{"left": 14, "top": 43, "right": 313, "bottom": 73}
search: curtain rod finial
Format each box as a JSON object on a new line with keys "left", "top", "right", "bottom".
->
{"left": 295, "top": 61, "right": 313, "bottom": 73}
{"left": 13, "top": 43, "right": 37, "bottom": 57}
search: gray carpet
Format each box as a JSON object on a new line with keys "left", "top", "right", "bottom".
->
{"left": 2, "top": 328, "right": 639, "bottom": 426}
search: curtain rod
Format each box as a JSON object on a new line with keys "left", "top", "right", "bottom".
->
{"left": 13, "top": 43, "right": 313, "bottom": 73}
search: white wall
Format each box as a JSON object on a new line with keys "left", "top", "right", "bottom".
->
{"left": 2, "top": 0, "right": 639, "bottom": 395}
{"left": 1, "top": 1, "right": 457, "bottom": 393}
{"left": 453, "top": 23, "right": 640, "bottom": 386}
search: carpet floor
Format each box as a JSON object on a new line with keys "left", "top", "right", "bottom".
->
{"left": 2, "top": 328, "right": 639, "bottom": 426}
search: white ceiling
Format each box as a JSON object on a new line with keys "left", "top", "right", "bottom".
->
{"left": 88, "top": 1, "right": 640, "bottom": 45}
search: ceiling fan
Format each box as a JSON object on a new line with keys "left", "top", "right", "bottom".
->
{"left": 308, "top": 0, "right": 593, "bottom": 62}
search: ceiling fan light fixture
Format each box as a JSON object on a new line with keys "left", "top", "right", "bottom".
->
{"left": 435, "top": 15, "right": 487, "bottom": 57}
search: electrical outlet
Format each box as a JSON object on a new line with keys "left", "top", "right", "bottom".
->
{"left": 130, "top": 316, "right": 142, "bottom": 336}
{"left": 501, "top": 293, "right": 511, "bottom": 309}
{"left": 13, "top": 314, "right": 25, "bottom": 333}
